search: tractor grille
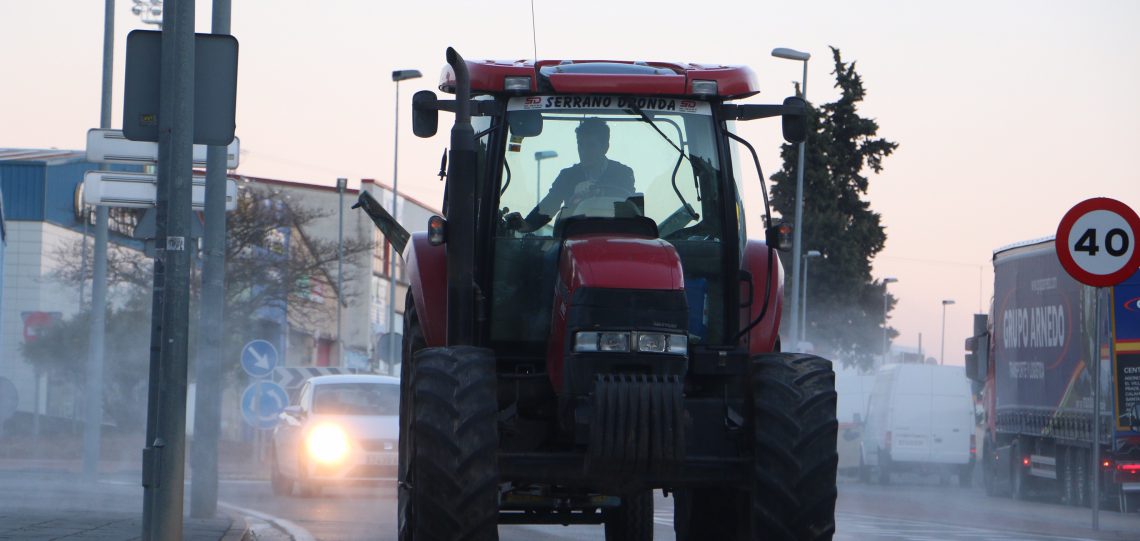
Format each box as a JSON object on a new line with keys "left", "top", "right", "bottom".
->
{"left": 587, "top": 374, "right": 686, "bottom": 474}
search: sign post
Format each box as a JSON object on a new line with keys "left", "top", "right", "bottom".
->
{"left": 1055, "top": 197, "right": 1140, "bottom": 530}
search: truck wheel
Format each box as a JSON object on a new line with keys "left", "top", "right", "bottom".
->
{"left": 1011, "top": 441, "right": 1027, "bottom": 501}
{"left": 750, "top": 353, "right": 838, "bottom": 541}
{"left": 603, "top": 490, "right": 652, "bottom": 541}
{"left": 983, "top": 438, "right": 997, "bottom": 496}
{"left": 1060, "top": 447, "right": 1077, "bottom": 506}
{"left": 1074, "top": 448, "right": 1089, "bottom": 507}
{"left": 397, "top": 294, "right": 426, "bottom": 541}
{"left": 858, "top": 452, "right": 871, "bottom": 483}
{"left": 405, "top": 346, "right": 499, "bottom": 541}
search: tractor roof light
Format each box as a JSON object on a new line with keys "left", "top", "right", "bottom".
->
{"left": 504, "top": 76, "right": 532, "bottom": 92}
{"left": 691, "top": 80, "right": 718, "bottom": 96}
{"left": 428, "top": 215, "right": 447, "bottom": 246}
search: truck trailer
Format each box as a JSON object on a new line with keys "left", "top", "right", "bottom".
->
{"left": 967, "top": 237, "right": 1140, "bottom": 511}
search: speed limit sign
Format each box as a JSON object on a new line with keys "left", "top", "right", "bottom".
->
{"left": 1056, "top": 197, "right": 1140, "bottom": 287}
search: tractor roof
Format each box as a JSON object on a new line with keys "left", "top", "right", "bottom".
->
{"left": 438, "top": 59, "right": 760, "bottom": 100}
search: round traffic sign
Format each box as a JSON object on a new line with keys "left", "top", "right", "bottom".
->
{"left": 241, "top": 380, "right": 290, "bottom": 430}
{"left": 1056, "top": 197, "right": 1140, "bottom": 287}
{"left": 241, "top": 339, "right": 279, "bottom": 378}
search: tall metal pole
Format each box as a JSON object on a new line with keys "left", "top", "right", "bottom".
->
{"left": 771, "top": 49, "right": 810, "bottom": 349}
{"left": 145, "top": 0, "right": 195, "bottom": 537}
{"left": 1092, "top": 287, "right": 1103, "bottom": 530}
{"left": 337, "top": 176, "right": 346, "bottom": 365}
{"left": 189, "top": 0, "right": 230, "bottom": 519}
{"left": 83, "top": 0, "right": 114, "bottom": 482}
{"left": 800, "top": 254, "right": 809, "bottom": 344}
{"left": 387, "top": 70, "right": 421, "bottom": 372}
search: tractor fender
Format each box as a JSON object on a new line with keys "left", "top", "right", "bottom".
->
{"left": 741, "top": 240, "right": 783, "bottom": 354}
{"left": 406, "top": 232, "right": 447, "bottom": 348}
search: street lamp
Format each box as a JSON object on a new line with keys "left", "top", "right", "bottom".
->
{"left": 941, "top": 299, "right": 956, "bottom": 365}
{"left": 800, "top": 250, "right": 821, "bottom": 344}
{"left": 387, "top": 69, "right": 422, "bottom": 375}
{"left": 882, "top": 277, "right": 898, "bottom": 366}
{"left": 534, "top": 151, "right": 558, "bottom": 206}
{"left": 772, "top": 46, "right": 810, "bottom": 348}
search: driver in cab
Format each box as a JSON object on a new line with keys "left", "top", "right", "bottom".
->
{"left": 515, "top": 118, "right": 635, "bottom": 232}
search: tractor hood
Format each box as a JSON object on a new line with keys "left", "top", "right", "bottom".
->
{"left": 558, "top": 235, "right": 684, "bottom": 291}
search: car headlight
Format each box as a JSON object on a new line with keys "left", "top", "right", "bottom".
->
{"left": 306, "top": 424, "right": 350, "bottom": 464}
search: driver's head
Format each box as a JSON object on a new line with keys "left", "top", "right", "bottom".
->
{"left": 576, "top": 118, "right": 610, "bottom": 167}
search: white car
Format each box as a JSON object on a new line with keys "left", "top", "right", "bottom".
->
{"left": 270, "top": 374, "right": 400, "bottom": 496}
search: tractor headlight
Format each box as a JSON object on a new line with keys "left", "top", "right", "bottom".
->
{"left": 574, "top": 331, "right": 687, "bottom": 355}
{"left": 306, "top": 424, "right": 350, "bottom": 465}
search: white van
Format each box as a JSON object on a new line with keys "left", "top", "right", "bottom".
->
{"left": 860, "top": 364, "right": 976, "bottom": 485}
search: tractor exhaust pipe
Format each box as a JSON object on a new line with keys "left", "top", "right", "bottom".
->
{"left": 444, "top": 47, "right": 477, "bottom": 346}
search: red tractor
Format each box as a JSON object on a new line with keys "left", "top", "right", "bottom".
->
{"left": 356, "top": 48, "right": 838, "bottom": 540}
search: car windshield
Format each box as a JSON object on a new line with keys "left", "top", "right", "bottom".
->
{"left": 311, "top": 383, "right": 399, "bottom": 416}
{"left": 499, "top": 96, "right": 723, "bottom": 239}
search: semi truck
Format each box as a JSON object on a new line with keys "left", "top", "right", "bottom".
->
{"left": 966, "top": 237, "right": 1140, "bottom": 512}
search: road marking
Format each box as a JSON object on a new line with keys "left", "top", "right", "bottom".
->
{"left": 219, "top": 500, "right": 317, "bottom": 541}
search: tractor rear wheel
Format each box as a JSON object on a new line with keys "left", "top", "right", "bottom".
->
{"left": 750, "top": 353, "right": 838, "bottom": 541}
{"left": 404, "top": 346, "right": 499, "bottom": 541}
{"left": 603, "top": 490, "right": 653, "bottom": 541}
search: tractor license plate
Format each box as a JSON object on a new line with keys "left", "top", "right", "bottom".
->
{"left": 366, "top": 452, "right": 398, "bottom": 466}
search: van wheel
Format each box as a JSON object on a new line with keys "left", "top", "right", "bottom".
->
{"left": 958, "top": 463, "right": 973, "bottom": 488}
{"left": 877, "top": 451, "right": 891, "bottom": 485}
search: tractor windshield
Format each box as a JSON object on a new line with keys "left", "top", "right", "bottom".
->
{"left": 490, "top": 96, "right": 729, "bottom": 346}
{"left": 497, "top": 96, "right": 722, "bottom": 238}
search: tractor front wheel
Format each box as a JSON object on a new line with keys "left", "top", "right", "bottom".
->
{"left": 750, "top": 353, "right": 838, "bottom": 541}
{"left": 404, "top": 346, "right": 500, "bottom": 541}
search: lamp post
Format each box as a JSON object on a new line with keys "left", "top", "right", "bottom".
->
{"left": 131, "top": 0, "right": 163, "bottom": 28}
{"left": 771, "top": 47, "right": 810, "bottom": 348}
{"left": 388, "top": 69, "right": 422, "bottom": 375}
{"left": 800, "top": 250, "right": 821, "bottom": 344}
{"left": 534, "top": 151, "right": 558, "bottom": 206}
{"left": 882, "top": 277, "right": 898, "bottom": 366}
{"left": 941, "top": 299, "right": 955, "bottom": 365}
{"left": 336, "top": 177, "right": 347, "bottom": 365}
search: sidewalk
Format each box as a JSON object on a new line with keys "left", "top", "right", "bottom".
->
{"left": 0, "top": 472, "right": 252, "bottom": 541}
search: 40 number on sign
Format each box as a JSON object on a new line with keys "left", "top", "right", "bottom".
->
{"left": 1056, "top": 198, "right": 1140, "bottom": 288}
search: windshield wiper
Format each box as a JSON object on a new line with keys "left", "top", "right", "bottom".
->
{"left": 625, "top": 102, "right": 699, "bottom": 221}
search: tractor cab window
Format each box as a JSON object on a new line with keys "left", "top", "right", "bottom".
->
{"left": 491, "top": 96, "right": 729, "bottom": 345}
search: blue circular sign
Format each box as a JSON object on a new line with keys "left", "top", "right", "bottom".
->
{"left": 241, "top": 381, "right": 289, "bottom": 430}
{"left": 241, "top": 339, "right": 278, "bottom": 378}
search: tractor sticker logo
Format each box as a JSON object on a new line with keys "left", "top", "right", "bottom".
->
{"left": 509, "top": 96, "right": 712, "bottom": 115}
{"left": 679, "top": 100, "right": 697, "bottom": 113}
{"left": 523, "top": 96, "right": 543, "bottom": 109}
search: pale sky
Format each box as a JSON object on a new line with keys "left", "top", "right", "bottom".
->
{"left": 2, "top": 0, "right": 1138, "bottom": 364}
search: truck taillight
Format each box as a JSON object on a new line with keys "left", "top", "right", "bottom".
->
{"left": 1117, "top": 462, "right": 1140, "bottom": 474}
{"left": 1102, "top": 459, "right": 1113, "bottom": 470}
{"left": 1022, "top": 456, "right": 1030, "bottom": 467}
{"left": 970, "top": 434, "right": 976, "bottom": 455}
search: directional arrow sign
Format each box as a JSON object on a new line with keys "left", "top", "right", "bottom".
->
{"left": 241, "top": 339, "right": 279, "bottom": 378}
{"left": 240, "top": 381, "right": 289, "bottom": 430}
{"left": 85, "top": 129, "right": 240, "bottom": 169}
{"left": 82, "top": 170, "right": 237, "bottom": 210}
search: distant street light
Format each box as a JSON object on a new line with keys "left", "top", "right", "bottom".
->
{"left": 941, "top": 299, "right": 956, "bottom": 365}
{"left": 534, "top": 151, "right": 558, "bottom": 206}
{"left": 131, "top": 0, "right": 163, "bottom": 28}
{"left": 800, "top": 250, "right": 822, "bottom": 344}
{"left": 772, "top": 46, "right": 810, "bottom": 348}
{"left": 387, "top": 68, "right": 422, "bottom": 375}
{"left": 882, "top": 277, "right": 898, "bottom": 366}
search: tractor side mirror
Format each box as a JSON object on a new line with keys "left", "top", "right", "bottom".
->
{"left": 509, "top": 110, "right": 543, "bottom": 137}
{"left": 765, "top": 221, "right": 793, "bottom": 251}
{"left": 412, "top": 90, "right": 439, "bottom": 138}
{"left": 781, "top": 96, "right": 808, "bottom": 144}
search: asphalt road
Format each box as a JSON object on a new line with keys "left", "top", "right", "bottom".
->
{"left": 215, "top": 472, "right": 1140, "bottom": 540}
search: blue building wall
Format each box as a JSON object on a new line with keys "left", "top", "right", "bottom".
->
{"left": 0, "top": 157, "right": 143, "bottom": 231}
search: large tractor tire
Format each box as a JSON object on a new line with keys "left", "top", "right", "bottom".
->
{"left": 603, "top": 490, "right": 653, "bottom": 541}
{"left": 750, "top": 353, "right": 838, "bottom": 541}
{"left": 398, "top": 341, "right": 500, "bottom": 541}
